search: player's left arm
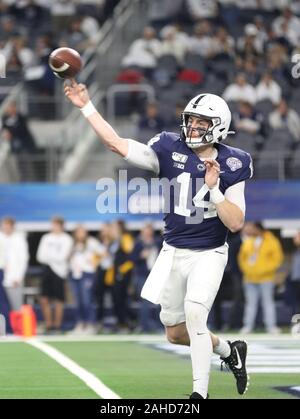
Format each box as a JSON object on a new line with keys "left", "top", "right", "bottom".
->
{"left": 204, "top": 159, "right": 245, "bottom": 233}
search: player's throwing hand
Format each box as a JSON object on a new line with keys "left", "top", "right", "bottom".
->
{"left": 64, "top": 78, "right": 90, "bottom": 108}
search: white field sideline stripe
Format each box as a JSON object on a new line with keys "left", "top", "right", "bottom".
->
{"left": 27, "top": 339, "right": 120, "bottom": 399}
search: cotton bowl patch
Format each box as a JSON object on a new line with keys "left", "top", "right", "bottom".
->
{"left": 226, "top": 157, "right": 242, "bottom": 172}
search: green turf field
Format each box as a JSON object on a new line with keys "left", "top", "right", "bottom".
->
{"left": 0, "top": 335, "right": 299, "bottom": 399}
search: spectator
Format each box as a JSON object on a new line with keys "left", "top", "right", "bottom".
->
{"left": 160, "top": 25, "right": 188, "bottom": 65}
{"left": 243, "top": 56, "right": 260, "bottom": 85}
{"left": 266, "top": 45, "right": 290, "bottom": 92}
{"left": 272, "top": 7, "right": 300, "bottom": 47}
{"left": 269, "top": 99, "right": 300, "bottom": 142}
{"left": 165, "top": 102, "right": 185, "bottom": 132}
{"left": 16, "top": 0, "right": 47, "bottom": 31}
{"left": 1, "top": 101, "right": 38, "bottom": 181}
{"left": 256, "top": 72, "right": 282, "bottom": 105}
{"left": 76, "top": 0, "right": 105, "bottom": 19}
{"left": 59, "top": 17, "right": 89, "bottom": 54}
{"left": 211, "top": 26, "right": 235, "bottom": 59}
{"left": 5, "top": 51, "right": 23, "bottom": 80}
{"left": 0, "top": 217, "right": 29, "bottom": 334}
{"left": 37, "top": 217, "right": 73, "bottom": 334}
{"left": 122, "top": 27, "right": 161, "bottom": 76}
{"left": 34, "top": 34, "right": 55, "bottom": 66}
{"left": 148, "top": 0, "right": 184, "bottom": 29}
{"left": 138, "top": 102, "right": 165, "bottom": 133}
{"left": 0, "top": 37, "right": 11, "bottom": 62}
{"left": 223, "top": 73, "right": 257, "bottom": 105}
{"left": 24, "top": 34, "right": 56, "bottom": 110}
{"left": 233, "top": 101, "right": 264, "bottom": 136}
{"left": 226, "top": 231, "right": 244, "bottom": 331}
{"left": 12, "top": 36, "right": 36, "bottom": 70}
{"left": 69, "top": 226, "right": 105, "bottom": 335}
{"left": 95, "top": 221, "right": 135, "bottom": 332}
{"left": 131, "top": 225, "right": 161, "bottom": 332}
{"left": 218, "top": 0, "right": 240, "bottom": 35}
{"left": 49, "top": 0, "right": 76, "bottom": 32}
{"left": 290, "top": 0, "right": 300, "bottom": 16}
{"left": 0, "top": 234, "right": 11, "bottom": 333}
{"left": 253, "top": 15, "right": 268, "bottom": 48}
{"left": 111, "top": 220, "right": 135, "bottom": 332}
{"left": 0, "top": 1, "right": 11, "bottom": 19}
{"left": 0, "top": 15, "right": 19, "bottom": 41}
{"left": 1, "top": 101, "right": 37, "bottom": 154}
{"left": 288, "top": 231, "right": 300, "bottom": 314}
{"left": 237, "top": 23, "right": 264, "bottom": 57}
{"left": 238, "top": 222, "right": 284, "bottom": 334}
{"left": 80, "top": 13, "right": 100, "bottom": 44}
{"left": 94, "top": 223, "right": 117, "bottom": 332}
{"left": 188, "top": 20, "right": 214, "bottom": 58}
{"left": 0, "top": 217, "right": 29, "bottom": 311}
{"left": 186, "top": 0, "right": 219, "bottom": 22}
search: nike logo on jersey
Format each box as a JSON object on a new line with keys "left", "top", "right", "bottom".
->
{"left": 215, "top": 251, "right": 225, "bottom": 255}
{"left": 234, "top": 348, "right": 243, "bottom": 369}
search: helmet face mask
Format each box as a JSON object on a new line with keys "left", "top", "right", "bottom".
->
{"left": 181, "top": 112, "right": 222, "bottom": 149}
{"left": 180, "top": 94, "right": 231, "bottom": 149}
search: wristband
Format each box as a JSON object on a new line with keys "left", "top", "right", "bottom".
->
{"left": 80, "top": 101, "right": 97, "bottom": 118}
{"left": 209, "top": 185, "right": 225, "bottom": 205}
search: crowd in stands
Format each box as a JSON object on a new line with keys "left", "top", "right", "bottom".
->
{"left": 0, "top": 100, "right": 42, "bottom": 180}
{"left": 0, "top": 0, "right": 120, "bottom": 103}
{"left": 0, "top": 215, "right": 300, "bottom": 335}
{"left": 113, "top": 0, "right": 300, "bottom": 178}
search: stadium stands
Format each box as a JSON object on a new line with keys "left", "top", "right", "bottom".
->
{"left": 109, "top": 0, "right": 300, "bottom": 180}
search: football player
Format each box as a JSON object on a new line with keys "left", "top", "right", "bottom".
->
{"left": 65, "top": 79, "right": 252, "bottom": 399}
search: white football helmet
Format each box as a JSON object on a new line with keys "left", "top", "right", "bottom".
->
{"left": 181, "top": 93, "right": 232, "bottom": 149}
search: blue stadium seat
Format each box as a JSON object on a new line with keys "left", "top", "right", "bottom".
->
{"left": 262, "top": 130, "right": 294, "bottom": 151}
{"left": 255, "top": 100, "right": 275, "bottom": 119}
{"left": 184, "top": 53, "right": 206, "bottom": 72}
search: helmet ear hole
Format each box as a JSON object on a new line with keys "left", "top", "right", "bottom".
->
{"left": 219, "top": 127, "right": 226, "bottom": 139}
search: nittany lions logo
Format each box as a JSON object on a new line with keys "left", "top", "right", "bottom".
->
{"left": 197, "top": 163, "right": 206, "bottom": 172}
{"left": 226, "top": 157, "right": 242, "bottom": 172}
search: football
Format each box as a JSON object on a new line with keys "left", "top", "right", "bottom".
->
{"left": 48, "top": 47, "right": 82, "bottom": 79}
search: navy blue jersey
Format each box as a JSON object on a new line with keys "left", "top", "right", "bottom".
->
{"left": 149, "top": 131, "right": 253, "bottom": 250}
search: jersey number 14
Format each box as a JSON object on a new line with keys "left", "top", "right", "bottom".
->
{"left": 174, "top": 172, "right": 217, "bottom": 222}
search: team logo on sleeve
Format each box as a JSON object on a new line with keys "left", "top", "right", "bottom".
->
{"left": 226, "top": 157, "right": 243, "bottom": 172}
{"left": 172, "top": 152, "right": 188, "bottom": 163}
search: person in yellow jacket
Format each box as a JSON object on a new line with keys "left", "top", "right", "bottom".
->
{"left": 238, "top": 222, "right": 284, "bottom": 334}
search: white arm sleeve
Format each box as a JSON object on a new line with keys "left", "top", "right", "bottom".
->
{"left": 123, "top": 139, "right": 160, "bottom": 175}
{"left": 224, "top": 181, "right": 246, "bottom": 215}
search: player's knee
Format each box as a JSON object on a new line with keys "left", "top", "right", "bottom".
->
{"left": 184, "top": 300, "right": 209, "bottom": 333}
{"left": 160, "top": 310, "right": 185, "bottom": 328}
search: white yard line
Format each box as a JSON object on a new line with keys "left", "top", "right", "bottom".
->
{"left": 26, "top": 339, "right": 121, "bottom": 399}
